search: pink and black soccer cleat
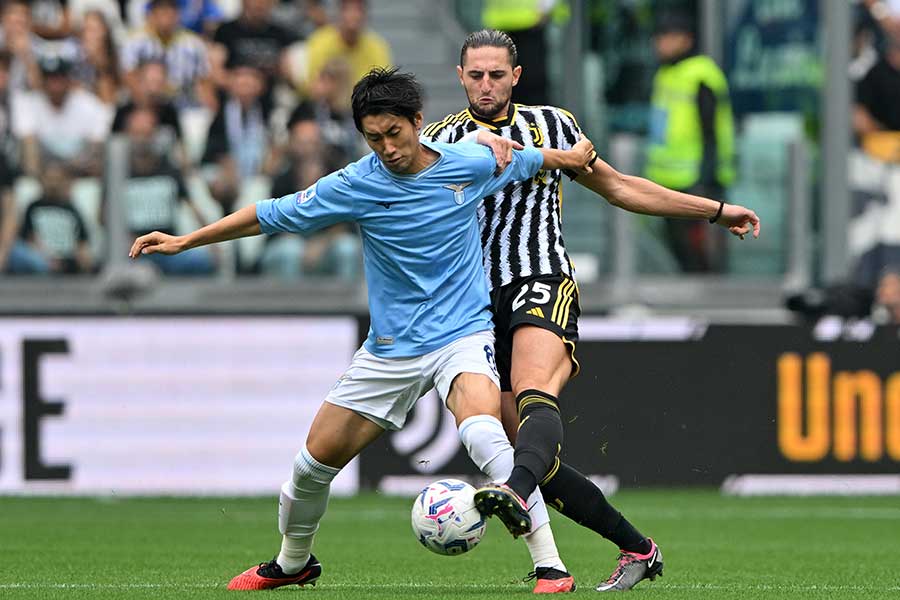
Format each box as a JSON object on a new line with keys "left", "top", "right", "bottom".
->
{"left": 524, "top": 566, "right": 576, "bottom": 594}
{"left": 473, "top": 483, "right": 532, "bottom": 538}
{"left": 595, "top": 539, "right": 663, "bottom": 592}
{"left": 227, "top": 554, "right": 321, "bottom": 591}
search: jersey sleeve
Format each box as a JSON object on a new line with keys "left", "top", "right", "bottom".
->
{"left": 555, "top": 109, "right": 583, "bottom": 149}
{"left": 555, "top": 108, "right": 597, "bottom": 180}
{"left": 255, "top": 170, "right": 355, "bottom": 235}
{"left": 473, "top": 145, "right": 544, "bottom": 199}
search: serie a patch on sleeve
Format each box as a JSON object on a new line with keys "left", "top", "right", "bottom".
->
{"left": 297, "top": 185, "right": 317, "bottom": 204}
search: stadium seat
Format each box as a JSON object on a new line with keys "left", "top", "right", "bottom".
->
{"left": 13, "top": 175, "right": 105, "bottom": 265}
{"left": 179, "top": 107, "right": 214, "bottom": 166}
{"left": 71, "top": 178, "right": 105, "bottom": 263}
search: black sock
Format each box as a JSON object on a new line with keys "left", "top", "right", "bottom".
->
{"left": 540, "top": 461, "right": 651, "bottom": 555}
{"left": 505, "top": 389, "right": 563, "bottom": 500}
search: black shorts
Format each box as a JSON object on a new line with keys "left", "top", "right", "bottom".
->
{"left": 490, "top": 273, "right": 581, "bottom": 392}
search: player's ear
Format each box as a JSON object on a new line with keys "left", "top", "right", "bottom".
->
{"left": 511, "top": 65, "right": 522, "bottom": 86}
{"left": 456, "top": 65, "right": 464, "bottom": 85}
{"left": 413, "top": 111, "right": 424, "bottom": 131}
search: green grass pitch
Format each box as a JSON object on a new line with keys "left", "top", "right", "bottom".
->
{"left": 1, "top": 490, "right": 897, "bottom": 599}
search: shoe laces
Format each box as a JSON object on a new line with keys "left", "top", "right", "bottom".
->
{"left": 256, "top": 557, "right": 282, "bottom": 578}
{"left": 603, "top": 551, "right": 639, "bottom": 584}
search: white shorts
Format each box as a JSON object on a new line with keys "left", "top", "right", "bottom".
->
{"left": 325, "top": 330, "right": 500, "bottom": 430}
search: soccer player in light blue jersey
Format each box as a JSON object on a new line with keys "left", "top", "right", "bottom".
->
{"left": 129, "top": 67, "right": 594, "bottom": 591}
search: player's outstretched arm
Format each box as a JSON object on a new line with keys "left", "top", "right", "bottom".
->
{"left": 575, "top": 155, "right": 761, "bottom": 239}
{"left": 540, "top": 137, "right": 595, "bottom": 174}
{"left": 129, "top": 204, "right": 262, "bottom": 259}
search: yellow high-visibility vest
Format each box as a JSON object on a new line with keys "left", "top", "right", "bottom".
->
{"left": 645, "top": 55, "right": 736, "bottom": 190}
{"left": 482, "top": 0, "right": 569, "bottom": 31}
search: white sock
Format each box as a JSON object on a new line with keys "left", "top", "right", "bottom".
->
{"left": 523, "top": 522, "right": 566, "bottom": 571}
{"left": 276, "top": 446, "right": 340, "bottom": 574}
{"left": 458, "top": 415, "right": 559, "bottom": 568}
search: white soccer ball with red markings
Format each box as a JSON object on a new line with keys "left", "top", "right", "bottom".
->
{"left": 411, "top": 479, "right": 486, "bottom": 556}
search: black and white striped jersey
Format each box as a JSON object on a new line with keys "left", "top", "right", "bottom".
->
{"left": 422, "top": 103, "right": 584, "bottom": 291}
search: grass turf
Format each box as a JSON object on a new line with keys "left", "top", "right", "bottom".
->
{"left": 0, "top": 490, "right": 897, "bottom": 599}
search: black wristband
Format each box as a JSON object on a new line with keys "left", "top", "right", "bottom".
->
{"left": 709, "top": 200, "right": 725, "bottom": 224}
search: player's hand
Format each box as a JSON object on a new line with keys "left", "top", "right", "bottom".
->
{"left": 129, "top": 231, "right": 187, "bottom": 258}
{"left": 476, "top": 129, "right": 524, "bottom": 174}
{"left": 568, "top": 137, "right": 595, "bottom": 175}
{"left": 717, "top": 204, "right": 761, "bottom": 240}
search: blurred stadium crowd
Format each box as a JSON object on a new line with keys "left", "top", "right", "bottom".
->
{"left": 0, "top": 0, "right": 898, "bottom": 328}
{"left": 0, "top": 0, "right": 382, "bottom": 279}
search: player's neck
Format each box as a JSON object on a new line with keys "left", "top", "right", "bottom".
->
{"left": 468, "top": 101, "right": 513, "bottom": 123}
{"left": 404, "top": 144, "right": 440, "bottom": 174}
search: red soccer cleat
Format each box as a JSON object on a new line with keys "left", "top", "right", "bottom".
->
{"left": 526, "top": 566, "right": 576, "bottom": 594}
{"left": 227, "top": 554, "right": 321, "bottom": 591}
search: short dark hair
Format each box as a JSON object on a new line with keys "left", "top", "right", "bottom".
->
{"left": 351, "top": 66, "right": 423, "bottom": 132}
{"left": 460, "top": 29, "right": 518, "bottom": 67}
{"left": 149, "top": 0, "right": 179, "bottom": 10}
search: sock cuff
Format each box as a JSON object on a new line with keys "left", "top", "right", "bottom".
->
{"left": 295, "top": 446, "right": 340, "bottom": 484}
{"left": 515, "top": 389, "right": 559, "bottom": 413}
{"left": 457, "top": 414, "right": 503, "bottom": 440}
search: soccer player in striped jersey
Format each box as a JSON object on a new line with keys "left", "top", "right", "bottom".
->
{"left": 423, "top": 29, "right": 760, "bottom": 593}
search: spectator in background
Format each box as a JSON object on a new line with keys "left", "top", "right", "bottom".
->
{"left": 12, "top": 54, "right": 110, "bottom": 177}
{"left": 272, "top": 0, "right": 327, "bottom": 39}
{"left": 120, "top": 106, "right": 215, "bottom": 275}
{"left": 259, "top": 112, "right": 358, "bottom": 280}
{"left": 29, "top": 0, "right": 73, "bottom": 40}
{"left": 0, "top": 151, "right": 20, "bottom": 273}
{"left": 14, "top": 161, "right": 93, "bottom": 274}
{"left": 281, "top": 106, "right": 340, "bottom": 172}
{"left": 873, "top": 266, "right": 900, "bottom": 324}
{"left": 288, "top": 58, "right": 360, "bottom": 164}
{"left": 854, "top": 34, "right": 900, "bottom": 136}
{"left": 121, "top": 0, "right": 215, "bottom": 111}
{"left": 850, "top": 11, "right": 879, "bottom": 82}
{"left": 112, "top": 58, "right": 184, "bottom": 163}
{"left": 863, "top": 0, "right": 900, "bottom": 42}
{"left": 202, "top": 60, "right": 279, "bottom": 214}
{"left": 0, "top": 189, "right": 16, "bottom": 271}
{"left": 177, "top": 0, "right": 223, "bottom": 36}
{"left": 644, "top": 13, "right": 735, "bottom": 273}
{"left": 303, "top": 0, "right": 390, "bottom": 101}
{"left": 211, "top": 0, "right": 297, "bottom": 108}
{"left": 0, "top": 0, "right": 43, "bottom": 91}
{"left": 67, "top": 0, "right": 123, "bottom": 39}
{"left": 0, "top": 50, "right": 17, "bottom": 163}
{"left": 70, "top": 10, "right": 119, "bottom": 104}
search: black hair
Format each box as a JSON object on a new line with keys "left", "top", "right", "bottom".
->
{"left": 460, "top": 29, "right": 518, "bottom": 67}
{"left": 351, "top": 66, "right": 423, "bottom": 132}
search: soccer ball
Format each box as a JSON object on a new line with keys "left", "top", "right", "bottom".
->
{"left": 411, "top": 479, "right": 487, "bottom": 556}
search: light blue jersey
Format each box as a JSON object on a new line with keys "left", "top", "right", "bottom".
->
{"left": 256, "top": 140, "right": 544, "bottom": 357}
